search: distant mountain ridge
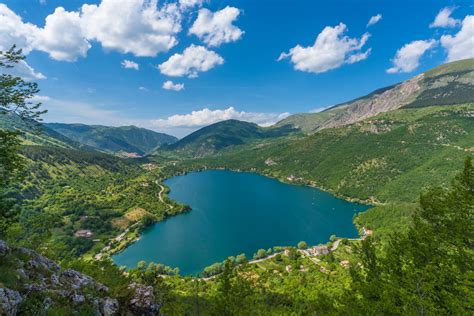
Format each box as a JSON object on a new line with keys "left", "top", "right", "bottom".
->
{"left": 161, "top": 119, "right": 299, "bottom": 157}
{"left": 45, "top": 123, "right": 177, "bottom": 155}
{"left": 0, "top": 113, "right": 88, "bottom": 150}
{"left": 277, "top": 58, "right": 474, "bottom": 133}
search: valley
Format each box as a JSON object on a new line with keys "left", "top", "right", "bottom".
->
{"left": 1, "top": 54, "right": 472, "bottom": 314}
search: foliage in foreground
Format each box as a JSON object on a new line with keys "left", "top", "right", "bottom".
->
{"left": 349, "top": 157, "right": 473, "bottom": 314}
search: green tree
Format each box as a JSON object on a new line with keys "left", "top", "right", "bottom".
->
{"left": 297, "top": 241, "right": 307, "bottom": 249}
{"left": 254, "top": 248, "right": 267, "bottom": 259}
{"left": 348, "top": 158, "right": 473, "bottom": 314}
{"left": 236, "top": 253, "right": 247, "bottom": 264}
{"left": 287, "top": 247, "right": 299, "bottom": 260}
{"left": 215, "top": 258, "right": 254, "bottom": 315}
{"left": 0, "top": 45, "right": 45, "bottom": 239}
{"left": 1, "top": 45, "right": 46, "bottom": 120}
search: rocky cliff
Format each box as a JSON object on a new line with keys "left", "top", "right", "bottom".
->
{"left": 277, "top": 58, "right": 474, "bottom": 133}
{"left": 0, "top": 240, "right": 160, "bottom": 315}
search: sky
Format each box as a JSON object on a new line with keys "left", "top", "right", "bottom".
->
{"left": 1, "top": 0, "right": 473, "bottom": 137}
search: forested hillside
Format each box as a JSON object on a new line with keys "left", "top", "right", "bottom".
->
{"left": 160, "top": 119, "right": 299, "bottom": 157}
{"left": 45, "top": 123, "right": 177, "bottom": 156}
{"left": 0, "top": 113, "right": 85, "bottom": 149}
{"left": 3, "top": 145, "right": 188, "bottom": 262}
{"left": 174, "top": 104, "right": 473, "bottom": 203}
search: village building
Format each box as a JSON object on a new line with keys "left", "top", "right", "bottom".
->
{"left": 74, "top": 229, "right": 93, "bottom": 238}
{"left": 340, "top": 260, "right": 350, "bottom": 269}
{"left": 142, "top": 163, "right": 158, "bottom": 171}
{"left": 264, "top": 158, "right": 277, "bottom": 166}
{"left": 310, "top": 245, "right": 329, "bottom": 256}
{"left": 362, "top": 227, "right": 374, "bottom": 239}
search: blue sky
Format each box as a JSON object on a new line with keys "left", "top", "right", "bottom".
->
{"left": 1, "top": 0, "right": 473, "bottom": 137}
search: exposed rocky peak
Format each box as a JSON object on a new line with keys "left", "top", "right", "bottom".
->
{"left": 316, "top": 74, "right": 423, "bottom": 131}
{"left": 276, "top": 58, "right": 474, "bottom": 134}
{"left": 0, "top": 240, "right": 160, "bottom": 315}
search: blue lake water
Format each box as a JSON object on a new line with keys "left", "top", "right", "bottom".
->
{"left": 113, "top": 170, "right": 370, "bottom": 275}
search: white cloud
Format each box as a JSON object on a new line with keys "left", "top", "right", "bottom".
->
{"left": 0, "top": 4, "right": 88, "bottom": 61}
{"left": 0, "top": 4, "right": 39, "bottom": 53}
{"left": 158, "top": 44, "right": 224, "bottom": 78}
{"left": 347, "top": 49, "right": 372, "bottom": 64}
{"left": 387, "top": 39, "right": 437, "bottom": 73}
{"left": 430, "top": 7, "right": 461, "bottom": 28}
{"left": 367, "top": 14, "right": 382, "bottom": 27}
{"left": 4, "top": 60, "right": 46, "bottom": 80}
{"left": 151, "top": 107, "right": 290, "bottom": 129}
{"left": 81, "top": 0, "right": 181, "bottom": 57}
{"left": 30, "top": 95, "right": 51, "bottom": 102}
{"left": 138, "top": 86, "right": 148, "bottom": 91}
{"left": 278, "top": 23, "right": 371, "bottom": 74}
{"left": 122, "top": 60, "right": 139, "bottom": 70}
{"left": 35, "top": 7, "right": 90, "bottom": 61}
{"left": 189, "top": 6, "right": 243, "bottom": 47}
{"left": 162, "top": 80, "right": 185, "bottom": 91}
{"left": 179, "top": 0, "right": 205, "bottom": 9}
{"left": 440, "top": 15, "right": 474, "bottom": 62}
{"left": 0, "top": 1, "right": 182, "bottom": 62}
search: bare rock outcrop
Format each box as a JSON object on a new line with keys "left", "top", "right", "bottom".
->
{"left": 0, "top": 240, "right": 160, "bottom": 315}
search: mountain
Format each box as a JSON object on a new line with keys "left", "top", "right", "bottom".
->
{"left": 161, "top": 119, "right": 299, "bottom": 157}
{"left": 0, "top": 113, "right": 87, "bottom": 150}
{"left": 277, "top": 58, "right": 474, "bottom": 133}
{"left": 45, "top": 123, "right": 178, "bottom": 156}
{"left": 176, "top": 103, "right": 474, "bottom": 203}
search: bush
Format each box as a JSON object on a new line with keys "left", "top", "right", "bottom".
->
{"left": 297, "top": 241, "right": 307, "bottom": 249}
{"left": 203, "top": 262, "right": 224, "bottom": 277}
{"left": 253, "top": 249, "right": 267, "bottom": 260}
{"left": 236, "top": 253, "right": 247, "bottom": 264}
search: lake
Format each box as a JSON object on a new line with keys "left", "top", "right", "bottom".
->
{"left": 113, "top": 170, "right": 371, "bottom": 275}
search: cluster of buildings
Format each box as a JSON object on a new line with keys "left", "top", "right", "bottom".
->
{"left": 264, "top": 158, "right": 277, "bottom": 166}
{"left": 74, "top": 229, "right": 93, "bottom": 238}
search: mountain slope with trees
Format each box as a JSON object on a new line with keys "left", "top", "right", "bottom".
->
{"left": 45, "top": 123, "right": 178, "bottom": 156}
{"left": 173, "top": 104, "right": 474, "bottom": 203}
{"left": 160, "top": 119, "right": 299, "bottom": 157}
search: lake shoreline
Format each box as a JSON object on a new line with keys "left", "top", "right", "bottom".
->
{"left": 111, "top": 168, "right": 371, "bottom": 275}
{"left": 171, "top": 166, "right": 381, "bottom": 206}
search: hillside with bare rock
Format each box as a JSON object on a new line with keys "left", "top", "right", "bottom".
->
{"left": 277, "top": 59, "right": 474, "bottom": 133}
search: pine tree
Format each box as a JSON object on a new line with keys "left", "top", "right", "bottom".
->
{"left": 348, "top": 158, "right": 473, "bottom": 314}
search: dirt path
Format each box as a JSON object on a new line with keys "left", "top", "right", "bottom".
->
{"left": 248, "top": 252, "right": 282, "bottom": 265}
{"left": 157, "top": 181, "right": 166, "bottom": 203}
{"left": 156, "top": 181, "right": 174, "bottom": 212}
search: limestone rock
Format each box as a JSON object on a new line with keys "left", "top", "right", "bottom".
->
{"left": 0, "top": 288, "right": 22, "bottom": 315}
{"left": 128, "top": 283, "right": 160, "bottom": 315}
{"left": 102, "top": 297, "right": 119, "bottom": 316}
